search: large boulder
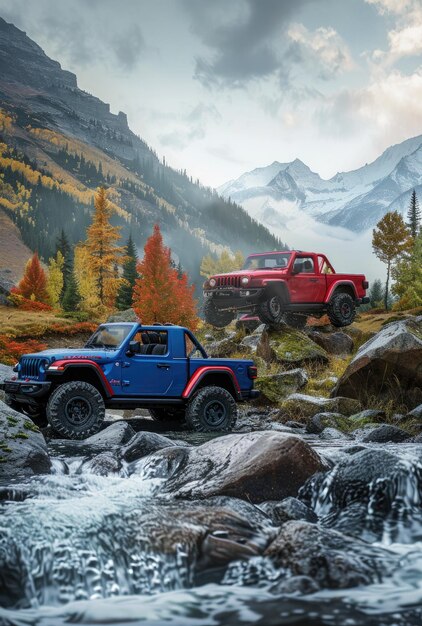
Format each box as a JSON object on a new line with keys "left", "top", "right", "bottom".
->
{"left": 120, "top": 431, "right": 180, "bottom": 463}
{"left": 84, "top": 422, "right": 136, "bottom": 447}
{"left": 309, "top": 331, "right": 354, "bottom": 355}
{"left": 360, "top": 424, "right": 410, "bottom": 443}
{"left": 332, "top": 316, "right": 422, "bottom": 409}
{"left": 279, "top": 393, "right": 361, "bottom": 420}
{"left": 162, "top": 432, "right": 327, "bottom": 503}
{"left": 266, "top": 327, "right": 328, "bottom": 365}
{"left": 0, "top": 400, "right": 51, "bottom": 479}
{"left": 265, "top": 520, "right": 396, "bottom": 589}
{"left": 255, "top": 368, "right": 308, "bottom": 404}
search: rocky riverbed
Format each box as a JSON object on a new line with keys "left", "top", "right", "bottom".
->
{"left": 0, "top": 315, "right": 422, "bottom": 625}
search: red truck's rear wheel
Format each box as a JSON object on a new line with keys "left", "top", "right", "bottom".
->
{"left": 327, "top": 292, "right": 356, "bottom": 327}
{"left": 186, "top": 386, "right": 237, "bottom": 432}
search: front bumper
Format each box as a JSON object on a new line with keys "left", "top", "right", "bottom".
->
{"left": 203, "top": 287, "right": 264, "bottom": 308}
{"left": 2, "top": 379, "right": 51, "bottom": 404}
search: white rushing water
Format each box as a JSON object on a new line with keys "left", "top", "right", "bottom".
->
{"left": 0, "top": 442, "right": 422, "bottom": 626}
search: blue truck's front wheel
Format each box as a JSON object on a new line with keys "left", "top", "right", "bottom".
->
{"left": 46, "top": 381, "right": 105, "bottom": 439}
{"left": 186, "top": 386, "right": 237, "bottom": 432}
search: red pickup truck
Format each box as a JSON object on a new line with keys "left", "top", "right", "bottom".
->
{"left": 203, "top": 250, "right": 369, "bottom": 329}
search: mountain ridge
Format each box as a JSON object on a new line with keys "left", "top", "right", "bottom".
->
{"left": 0, "top": 17, "right": 285, "bottom": 292}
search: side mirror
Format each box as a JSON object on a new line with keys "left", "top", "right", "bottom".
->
{"left": 127, "top": 340, "right": 141, "bottom": 355}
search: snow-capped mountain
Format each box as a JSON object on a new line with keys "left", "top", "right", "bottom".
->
{"left": 218, "top": 135, "right": 422, "bottom": 232}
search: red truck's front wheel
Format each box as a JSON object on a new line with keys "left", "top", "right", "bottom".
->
{"left": 203, "top": 299, "right": 235, "bottom": 328}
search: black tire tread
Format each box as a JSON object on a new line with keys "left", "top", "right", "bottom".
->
{"left": 186, "top": 385, "right": 237, "bottom": 432}
{"left": 203, "top": 298, "right": 235, "bottom": 328}
{"left": 327, "top": 292, "right": 356, "bottom": 327}
{"left": 46, "top": 381, "right": 105, "bottom": 440}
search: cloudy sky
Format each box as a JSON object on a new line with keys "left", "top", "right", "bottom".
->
{"left": 1, "top": 0, "right": 422, "bottom": 189}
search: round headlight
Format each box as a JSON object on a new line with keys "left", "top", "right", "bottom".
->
{"left": 209, "top": 278, "right": 217, "bottom": 287}
{"left": 240, "top": 276, "right": 250, "bottom": 285}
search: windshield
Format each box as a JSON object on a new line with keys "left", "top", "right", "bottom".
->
{"left": 85, "top": 324, "right": 133, "bottom": 349}
{"left": 243, "top": 253, "right": 291, "bottom": 270}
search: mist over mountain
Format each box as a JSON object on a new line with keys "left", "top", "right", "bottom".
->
{"left": 0, "top": 17, "right": 285, "bottom": 289}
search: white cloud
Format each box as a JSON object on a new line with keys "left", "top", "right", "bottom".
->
{"left": 366, "top": 0, "right": 422, "bottom": 64}
{"left": 288, "top": 23, "right": 355, "bottom": 78}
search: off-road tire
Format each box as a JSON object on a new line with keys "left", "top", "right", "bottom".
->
{"left": 283, "top": 313, "right": 307, "bottom": 330}
{"left": 149, "top": 407, "right": 185, "bottom": 422}
{"left": 203, "top": 298, "right": 235, "bottom": 328}
{"left": 46, "top": 381, "right": 105, "bottom": 440}
{"left": 258, "top": 293, "right": 285, "bottom": 326}
{"left": 327, "top": 292, "right": 356, "bottom": 327}
{"left": 185, "top": 385, "right": 237, "bottom": 432}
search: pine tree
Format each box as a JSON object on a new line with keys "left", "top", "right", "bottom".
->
{"left": 85, "top": 187, "right": 124, "bottom": 307}
{"left": 116, "top": 234, "right": 138, "bottom": 310}
{"left": 55, "top": 229, "right": 72, "bottom": 296}
{"left": 62, "top": 270, "right": 81, "bottom": 312}
{"left": 392, "top": 232, "right": 422, "bottom": 309}
{"left": 133, "top": 224, "right": 198, "bottom": 328}
{"left": 47, "top": 251, "right": 64, "bottom": 309}
{"left": 372, "top": 211, "right": 413, "bottom": 310}
{"left": 368, "top": 279, "right": 383, "bottom": 309}
{"left": 16, "top": 252, "right": 49, "bottom": 303}
{"left": 406, "top": 189, "right": 421, "bottom": 238}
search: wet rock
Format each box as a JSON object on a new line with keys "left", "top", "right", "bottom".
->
{"left": 407, "top": 403, "right": 422, "bottom": 420}
{"left": 272, "top": 575, "right": 320, "bottom": 595}
{"left": 240, "top": 324, "right": 268, "bottom": 355}
{"left": 255, "top": 368, "right": 308, "bottom": 404}
{"left": 85, "top": 422, "right": 136, "bottom": 447}
{"left": 349, "top": 409, "right": 386, "bottom": 423}
{"left": 162, "top": 432, "right": 327, "bottom": 503}
{"left": 0, "top": 400, "right": 51, "bottom": 479}
{"left": 306, "top": 412, "right": 347, "bottom": 434}
{"left": 279, "top": 394, "right": 361, "bottom": 420}
{"left": 360, "top": 424, "right": 410, "bottom": 443}
{"left": 0, "top": 363, "right": 13, "bottom": 384}
{"left": 268, "top": 327, "right": 328, "bottom": 366}
{"left": 120, "top": 431, "right": 179, "bottom": 462}
{"left": 265, "top": 521, "right": 395, "bottom": 588}
{"left": 309, "top": 331, "right": 354, "bottom": 355}
{"left": 319, "top": 427, "right": 351, "bottom": 441}
{"left": 332, "top": 316, "right": 422, "bottom": 409}
{"left": 259, "top": 497, "right": 317, "bottom": 525}
{"left": 78, "top": 451, "right": 122, "bottom": 476}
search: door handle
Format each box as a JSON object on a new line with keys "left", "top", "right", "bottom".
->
{"left": 157, "top": 363, "right": 170, "bottom": 370}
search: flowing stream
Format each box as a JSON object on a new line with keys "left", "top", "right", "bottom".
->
{"left": 1, "top": 437, "right": 422, "bottom": 626}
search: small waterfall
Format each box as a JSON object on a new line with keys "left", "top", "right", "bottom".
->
{"left": 301, "top": 454, "right": 422, "bottom": 545}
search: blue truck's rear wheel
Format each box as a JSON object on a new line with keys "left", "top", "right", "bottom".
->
{"left": 46, "top": 381, "right": 105, "bottom": 439}
{"left": 186, "top": 386, "right": 237, "bottom": 432}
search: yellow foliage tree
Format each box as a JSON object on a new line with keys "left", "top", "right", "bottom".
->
{"left": 47, "top": 251, "right": 64, "bottom": 309}
{"left": 85, "top": 187, "right": 125, "bottom": 308}
{"left": 200, "top": 249, "right": 245, "bottom": 278}
{"left": 372, "top": 211, "right": 413, "bottom": 310}
{"left": 74, "top": 245, "right": 101, "bottom": 314}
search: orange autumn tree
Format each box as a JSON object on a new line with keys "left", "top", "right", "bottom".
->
{"left": 85, "top": 186, "right": 124, "bottom": 308}
{"left": 132, "top": 224, "right": 198, "bottom": 329}
{"left": 13, "top": 252, "right": 49, "bottom": 305}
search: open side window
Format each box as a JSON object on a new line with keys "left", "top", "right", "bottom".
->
{"left": 293, "top": 256, "right": 315, "bottom": 274}
{"left": 132, "top": 330, "right": 168, "bottom": 355}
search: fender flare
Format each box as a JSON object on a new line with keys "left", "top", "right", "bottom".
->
{"left": 46, "top": 360, "right": 114, "bottom": 397}
{"left": 324, "top": 280, "right": 358, "bottom": 304}
{"left": 182, "top": 366, "right": 241, "bottom": 399}
{"left": 260, "top": 279, "right": 291, "bottom": 304}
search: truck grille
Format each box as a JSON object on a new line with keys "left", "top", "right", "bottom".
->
{"left": 20, "top": 357, "right": 44, "bottom": 378}
{"left": 216, "top": 276, "right": 241, "bottom": 288}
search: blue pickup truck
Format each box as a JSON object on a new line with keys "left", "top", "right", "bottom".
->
{"left": 3, "top": 323, "right": 259, "bottom": 439}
